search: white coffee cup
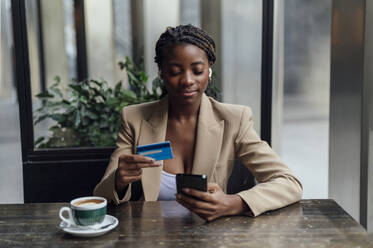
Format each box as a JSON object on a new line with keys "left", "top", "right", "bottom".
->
{"left": 59, "top": 196, "right": 107, "bottom": 227}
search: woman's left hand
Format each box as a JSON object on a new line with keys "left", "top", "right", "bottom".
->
{"left": 176, "top": 183, "right": 249, "bottom": 222}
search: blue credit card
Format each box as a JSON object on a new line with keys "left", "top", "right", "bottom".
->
{"left": 136, "top": 141, "right": 174, "bottom": 161}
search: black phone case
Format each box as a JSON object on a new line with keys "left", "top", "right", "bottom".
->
{"left": 176, "top": 174, "right": 207, "bottom": 193}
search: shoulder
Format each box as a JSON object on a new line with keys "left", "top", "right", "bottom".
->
{"left": 208, "top": 97, "right": 253, "bottom": 122}
{"left": 121, "top": 99, "right": 161, "bottom": 121}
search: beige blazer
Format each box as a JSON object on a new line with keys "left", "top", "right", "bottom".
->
{"left": 93, "top": 94, "right": 302, "bottom": 216}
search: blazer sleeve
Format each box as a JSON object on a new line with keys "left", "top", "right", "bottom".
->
{"left": 93, "top": 108, "right": 134, "bottom": 204}
{"left": 235, "top": 107, "right": 303, "bottom": 216}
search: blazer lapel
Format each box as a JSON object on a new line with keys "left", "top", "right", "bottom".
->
{"left": 138, "top": 94, "right": 224, "bottom": 200}
{"left": 138, "top": 96, "right": 169, "bottom": 201}
{"left": 191, "top": 94, "right": 224, "bottom": 182}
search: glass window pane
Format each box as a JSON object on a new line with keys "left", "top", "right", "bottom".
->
{"left": 27, "top": 0, "right": 78, "bottom": 148}
{"left": 113, "top": 0, "right": 132, "bottom": 64}
{"left": 273, "top": 0, "right": 332, "bottom": 199}
{"left": 63, "top": 0, "right": 77, "bottom": 81}
{"left": 27, "top": 0, "right": 263, "bottom": 149}
{"left": 180, "top": 0, "right": 200, "bottom": 26}
{"left": 221, "top": 0, "right": 262, "bottom": 132}
{"left": 85, "top": 0, "right": 121, "bottom": 84}
{"left": 0, "top": 0, "right": 23, "bottom": 203}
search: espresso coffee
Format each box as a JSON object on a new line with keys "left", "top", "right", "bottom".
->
{"left": 74, "top": 199, "right": 104, "bottom": 207}
{"left": 60, "top": 196, "right": 107, "bottom": 227}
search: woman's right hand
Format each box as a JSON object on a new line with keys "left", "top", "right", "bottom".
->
{"left": 115, "top": 154, "right": 161, "bottom": 192}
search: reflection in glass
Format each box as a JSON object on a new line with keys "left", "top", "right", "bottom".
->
{"left": 0, "top": 0, "right": 24, "bottom": 203}
{"left": 63, "top": 0, "right": 77, "bottom": 81}
{"left": 26, "top": 0, "right": 77, "bottom": 147}
{"left": 84, "top": 0, "right": 120, "bottom": 85}
{"left": 180, "top": 0, "right": 200, "bottom": 26}
{"left": 25, "top": 0, "right": 42, "bottom": 98}
{"left": 1, "top": 0, "right": 16, "bottom": 100}
{"left": 113, "top": 0, "right": 132, "bottom": 64}
{"left": 221, "top": 0, "right": 262, "bottom": 132}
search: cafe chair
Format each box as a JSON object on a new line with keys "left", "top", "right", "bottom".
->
{"left": 227, "top": 160, "right": 256, "bottom": 194}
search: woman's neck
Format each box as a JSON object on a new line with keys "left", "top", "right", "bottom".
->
{"left": 168, "top": 98, "right": 201, "bottom": 121}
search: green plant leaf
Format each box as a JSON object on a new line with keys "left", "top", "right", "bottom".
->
{"left": 85, "top": 110, "right": 99, "bottom": 120}
{"left": 35, "top": 92, "right": 54, "bottom": 98}
{"left": 50, "top": 114, "right": 64, "bottom": 122}
{"left": 50, "top": 86, "right": 63, "bottom": 98}
{"left": 115, "top": 81, "right": 122, "bottom": 93}
{"left": 54, "top": 76, "right": 61, "bottom": 83}
{"left": 74, "top": 110, "right": 81, "bottom": 128}
{"left": 34, "top": 114, "right": 50, "bottom": 125}
{"left": 69, "top": 84, "right": 90, "bottom": 98}
{"left": 118, "top": 61, "right": 125, "bottom": 70}
{"left": 127, "top": 70, "right": 139, "bottom": 83}
{"left": 91, "top": 88, "right": 106, "bottom": 101}
{"left": 34, "top": 136, "right": 45, "bottom": 146}
{"left": 44, "top": 101, "right": 64, "bottom": 108}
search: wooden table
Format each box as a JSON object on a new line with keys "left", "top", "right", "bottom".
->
{"left": 0, "top": 200, "right": 372, "bottom": 247}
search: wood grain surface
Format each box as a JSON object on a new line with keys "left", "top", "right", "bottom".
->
{"left": 0, "top": 200, "right": 372, "bottom": 247}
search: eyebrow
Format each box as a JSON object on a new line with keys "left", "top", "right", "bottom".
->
{"left": 167, "top": 61, "right": 205, "bottom": 67}
{"left": 191, "top": 61, "right": 205, "bottom": 66}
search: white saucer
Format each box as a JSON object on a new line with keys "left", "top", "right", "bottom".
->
{"left": 59, "top": 215, "right": 118, "bottom": 237}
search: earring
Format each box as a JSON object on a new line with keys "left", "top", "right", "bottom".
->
{"left": 209, "top": 68, "right": 212, "bottom": 80}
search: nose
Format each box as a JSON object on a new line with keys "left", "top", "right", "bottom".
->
{"left": 180, "top": 71, "right": 194, "bottom": 86}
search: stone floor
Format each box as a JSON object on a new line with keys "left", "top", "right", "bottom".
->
{"left": 0, "top": 98, "right": 329, "bottom": 204}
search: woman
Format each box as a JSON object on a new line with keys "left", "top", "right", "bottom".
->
{"left": 94, "top": 24, "right": 302, "bottom": 221}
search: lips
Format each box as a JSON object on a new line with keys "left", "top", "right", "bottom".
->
{"left": 180, "top": 90, "right": 197, "bottom": 97}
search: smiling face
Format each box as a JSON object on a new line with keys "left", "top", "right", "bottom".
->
{"left": 160, "top": 43, "right": 210, "bottom": 106}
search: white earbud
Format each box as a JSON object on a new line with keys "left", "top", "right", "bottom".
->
{"left": 209, "top": 68, "right": 212, "bottom": 78}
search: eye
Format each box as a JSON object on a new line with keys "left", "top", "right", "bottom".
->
{"left": 193, "top": 65, "right": 205, "bottom": 75}
{"left": 167, "top": 66, "right": 182, "bottom": 76}
{"left": 169, "top": 70, "right": 181, "bottom": 76}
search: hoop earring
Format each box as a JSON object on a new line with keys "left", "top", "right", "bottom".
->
{"left": 209, "top": 68, "right": 212, "bottom": 80}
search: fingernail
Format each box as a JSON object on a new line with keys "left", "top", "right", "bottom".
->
{"left": 183, "top": 188, "right": 189, "bottom": 193}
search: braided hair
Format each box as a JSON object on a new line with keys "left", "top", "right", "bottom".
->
{"left": 154, "top": 24, "right": 216, "bottom": 67}
{"left": 154, "top": 24, "right": 220, "bottom": 100}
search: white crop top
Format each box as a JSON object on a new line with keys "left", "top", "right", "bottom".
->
{"left": 158, "top": 170, "right": 177, "bottom": 201}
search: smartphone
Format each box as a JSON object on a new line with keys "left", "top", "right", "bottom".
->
{"left": 176, "top": 174, "right": 207, "bottom": 194}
